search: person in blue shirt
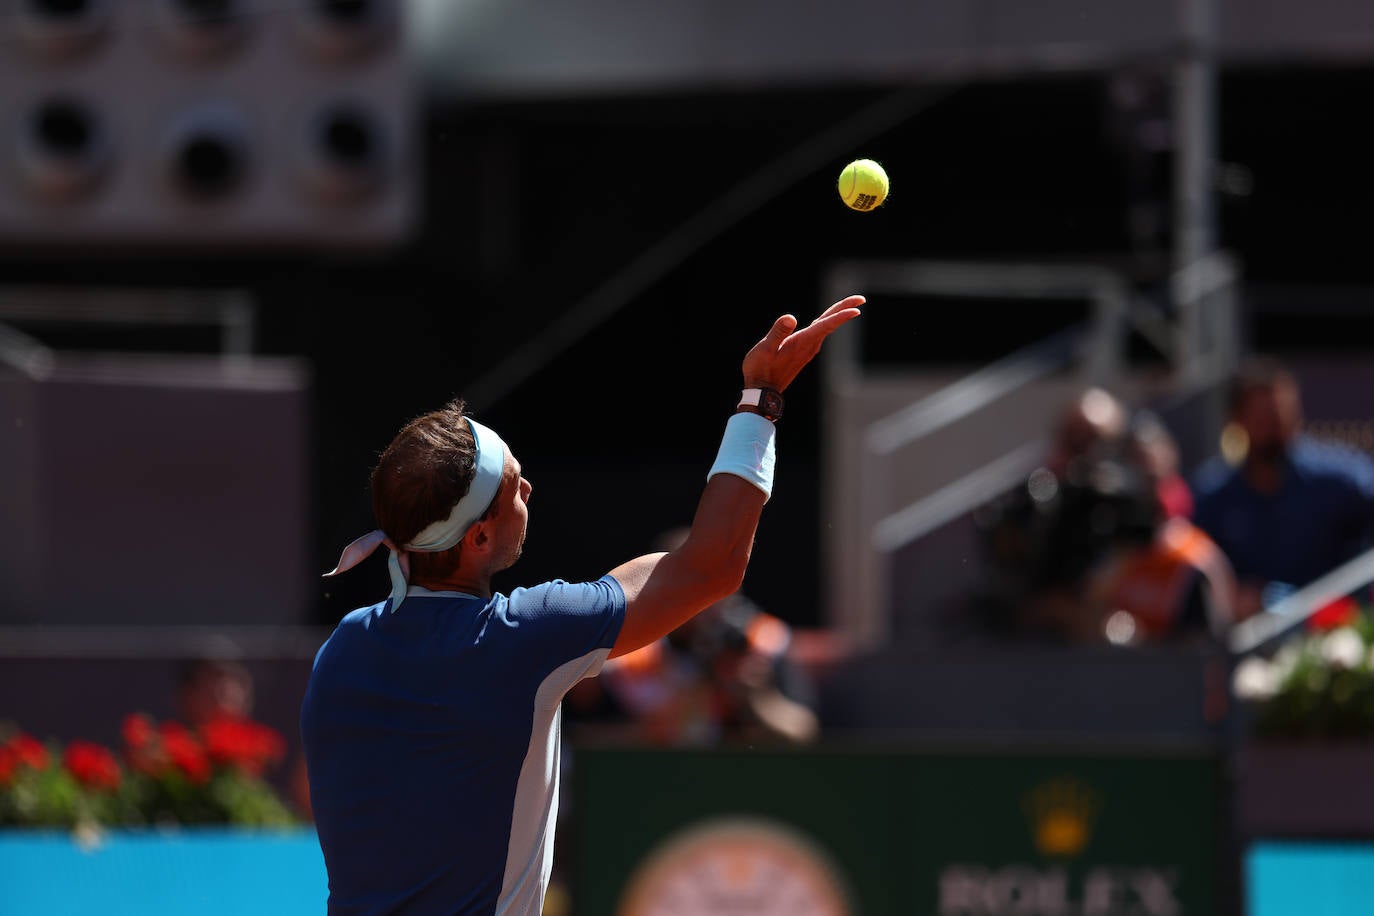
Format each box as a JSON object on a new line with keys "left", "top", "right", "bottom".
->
{"left": 299, "top": 296, "right": 862, "bottom": 916}
{"left": 1191, "top": 357, "right": 1374, "bottom": 619}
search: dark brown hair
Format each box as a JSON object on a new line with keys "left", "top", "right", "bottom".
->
{"left": 370, "top": 398, "right": 501, "bottom": 579}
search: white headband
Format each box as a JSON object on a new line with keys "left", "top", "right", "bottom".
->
{"left": 324, "top": 417, "right": 509, "bottom": 611}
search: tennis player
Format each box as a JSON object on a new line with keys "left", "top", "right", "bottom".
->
{"left": 300, "top": 296, "right": 863, "bottom": 915}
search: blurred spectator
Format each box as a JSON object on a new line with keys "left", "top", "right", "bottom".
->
{"left": 560, "top": 660, "right": 639, "bottom": 741}
{"left": 969, "top": 386, "right": 1136, "bottom": 641}
{"left": 1129, "top": 408, "right": 1194, "bottom": 520}
{"left": 605, "top": 590, "right": 819, "bottom": 746}
{"left": 1192, "top": 358, "right": 1374, "bottom": 619}
{"left": 1043, "top": 385, "right": 1130, "bottom": 478}
{"left": 971, "top": 396, "right": 1236, "bottom": 646}
{"left": 567, "top": 527, "right": 819, "bottom": 746}
{"left": 178, "top": 655, "right": 314, "bottom": 821}
{"left": 177, "top": 657, "right": 254, "bottom": 729}
{"left": 1083, "top": 413, "right": 1237, "bottom": 645}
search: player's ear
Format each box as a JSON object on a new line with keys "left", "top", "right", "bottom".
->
{"left": 464, "top": 521, "right": 490, "bottom": 554}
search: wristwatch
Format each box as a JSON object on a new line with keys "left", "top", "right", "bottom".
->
{"left": 738, "top": 387, "right": 784, "bottom": 422}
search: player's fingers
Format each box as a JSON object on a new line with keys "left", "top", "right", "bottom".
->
{"left": 811, "top": 295, "right": 865, "bottom": 324}
{"left": 777, "top": 308, "right": 859, "bottom": 370}
{"left": 761, "top": 313, "right": 799, "bottom": 349}
{"left": 796, "top": 307, "right": 861, "bottom": 341}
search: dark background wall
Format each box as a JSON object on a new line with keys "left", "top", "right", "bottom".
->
{"left": 3, "top": 64, "right": 1371, "bottom": 629}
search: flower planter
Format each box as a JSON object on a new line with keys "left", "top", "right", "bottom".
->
{"left": 1235, "top": 741, "right": 1374, "bottom": 839}
{"left": 2, "top": 715, "right": 300, "bottom": 832}
{"left": 0, "top": 826, "right": 325, "bottom": 915}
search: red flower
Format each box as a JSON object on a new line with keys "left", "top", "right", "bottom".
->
{"left": 64, "top": 741, "right": 122, "bottom": 792}
{"left": 200, "top": 717, "right": 286, "bottom": 777}
{"left": 159, "top": 720, "right": 191, "bottom": 741}
{"left": 0, "top": 745, "right": 16, "bottom": 785}
{"left": 122, "top": 713, "right": 156, "bottom": 750}
{"left": 159, "top": 726, "right": 211, "bottom": 785}
{"left": 8, "top": 734, "right": 50, "bottom": 772}
{"left": 1308, "top": 596, "right": 1361, "bottom": 631}
{"left": 123, "top": 714, "right": 166, "bottom": 776}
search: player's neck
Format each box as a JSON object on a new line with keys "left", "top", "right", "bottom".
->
{"left": 410, "top": 568, "right": 491, "bottom": 598}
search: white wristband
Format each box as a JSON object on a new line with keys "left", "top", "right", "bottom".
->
{"left": 707, "top": 411, "right": 777, "bottom": 499}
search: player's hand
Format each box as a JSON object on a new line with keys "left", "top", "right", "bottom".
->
{"left": 742, "top": 295, "right": 864, "bottom": 392}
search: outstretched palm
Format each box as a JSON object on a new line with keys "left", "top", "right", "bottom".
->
{"left": 742, "top": 295, "right": 865, "bottom": 392}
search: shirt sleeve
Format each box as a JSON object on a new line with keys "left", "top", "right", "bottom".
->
{"left": 503, "top": 575, "right": 627, "bottom": 680}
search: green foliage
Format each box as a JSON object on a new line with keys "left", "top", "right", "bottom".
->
{"left": 1237, "top": 607, "right": 1374, "bottom": 740}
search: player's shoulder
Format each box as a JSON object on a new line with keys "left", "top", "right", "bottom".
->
{"left": 333, "top": 601, "right": 388, "bottom": 632}
{"left": 505, "top": 575, "right": 626, "bottom": 618}
{"left": 499, "top": 576, "right": 627, "bottom": 664}
{"left": 309, "top": 602, "right": 386, "bottom": 671}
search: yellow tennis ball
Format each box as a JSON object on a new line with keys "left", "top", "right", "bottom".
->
{"left": 838, "top": 158, "right": 889, "bottom": 211}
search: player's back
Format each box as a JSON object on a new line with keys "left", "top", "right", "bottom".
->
{"left": 301, "top": 578, "right": 624, "bottom": 916}
{"left": 302, "top": 592, "right": 547, "bottom": 915}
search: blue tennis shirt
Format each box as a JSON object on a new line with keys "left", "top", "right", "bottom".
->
{"left": 1192, "top": 435, "right": 1374, "bottom": 590}
{"left": 300, "top": 576, "right": 625, "bottom": 915}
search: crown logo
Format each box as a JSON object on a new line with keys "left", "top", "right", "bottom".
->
{"left": 1023, "top": 778, "right": 1100, "bottom": 858}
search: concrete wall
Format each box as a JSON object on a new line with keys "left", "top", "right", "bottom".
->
{"left": 0, "top": 356, "right": 310, "bottom": 625}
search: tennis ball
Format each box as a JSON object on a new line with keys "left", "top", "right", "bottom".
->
{"left": 838, "top": 159, "right": 888, "bottom": 211}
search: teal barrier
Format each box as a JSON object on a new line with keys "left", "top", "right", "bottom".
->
{"left": 1247, "top": 842, "right": 1374, "bottom": 916}
{"left": 0, "top": 828, "right": 327, "bottom": 916}
{"left": 7, "top": 769, "right": 1364, "bottom": 916}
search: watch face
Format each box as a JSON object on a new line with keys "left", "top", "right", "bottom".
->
{"left": 760, "top": 389, "right": 784, "bottom": 420}
{"left": 617, "top": 818, "right": 851, "bottom": 916}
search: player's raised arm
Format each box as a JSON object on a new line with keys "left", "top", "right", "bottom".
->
{"left": 606, "top": 296, "right": 863, "bottom": 659}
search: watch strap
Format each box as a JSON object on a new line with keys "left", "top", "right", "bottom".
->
{"left": 738, "top": 387, "right": 783, "bottom": 421}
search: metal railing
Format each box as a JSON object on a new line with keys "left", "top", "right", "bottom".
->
{"left": 1229, "top": 546, "right": 1374, "bottom": 657}
{"left": 0, "top": 320, "right": 54, "bottom": 379}
{"left": 0, "top": 286, "right": 256, "bottom": 362}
